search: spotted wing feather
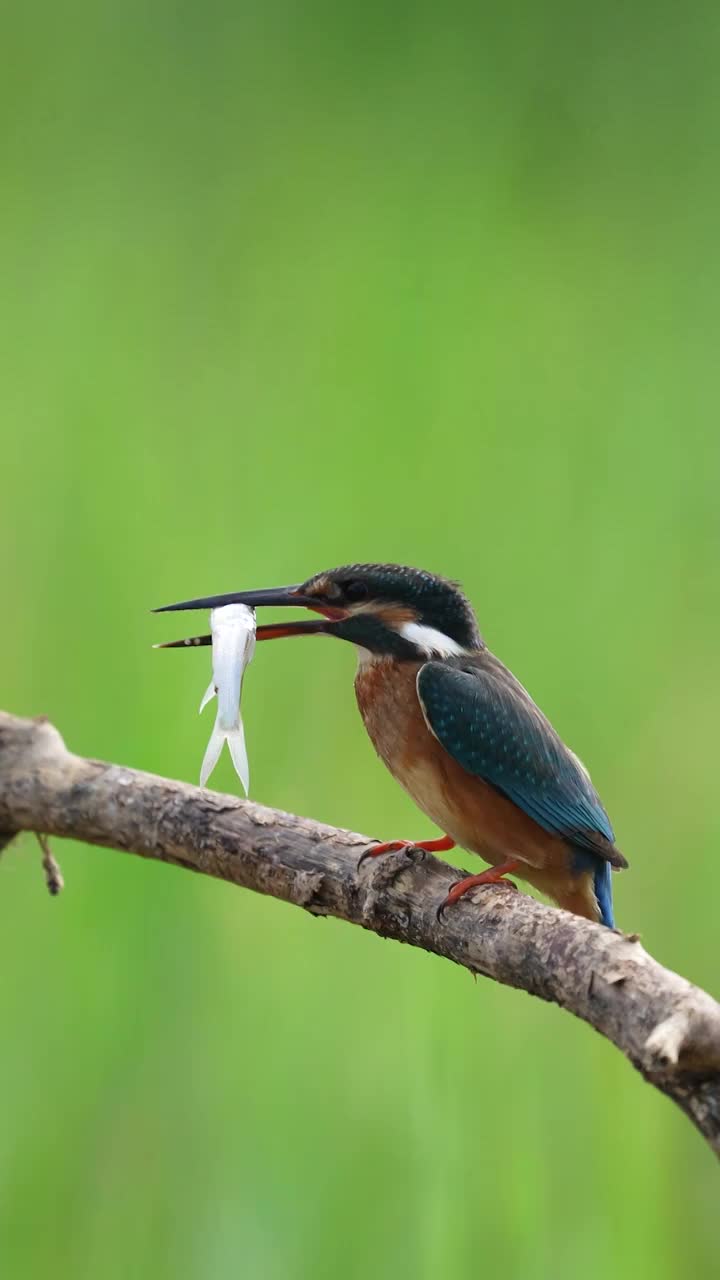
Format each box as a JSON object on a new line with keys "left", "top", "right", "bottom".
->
{"left": 416, "top": 655, "right": 626, "bottom": 867}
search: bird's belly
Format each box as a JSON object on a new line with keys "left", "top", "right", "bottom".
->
{"left": 355, "top": 657, "right": 570, "bottom": 873}
{"left": 397, "top": 752, "right": 569, "bottom": 870}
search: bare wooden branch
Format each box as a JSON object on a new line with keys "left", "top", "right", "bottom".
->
{"left": 1, "top": 709, "right": 719, "bottom": 1156}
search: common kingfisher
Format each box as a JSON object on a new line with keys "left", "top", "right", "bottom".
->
{"left": 156, "top": 564, "right": 627, "bottom": 927}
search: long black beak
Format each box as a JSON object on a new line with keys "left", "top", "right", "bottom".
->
{"left": 153, "top": 585, "right": 308, "bottom": 613}
{"left": 153, "top": 583, "right": 335, "bottom": 645}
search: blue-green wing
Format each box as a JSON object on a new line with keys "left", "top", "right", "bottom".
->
{"left": 417, "top": 658, "right": 622, "bottom": 863}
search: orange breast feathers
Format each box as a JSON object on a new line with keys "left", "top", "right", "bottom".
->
{"left": 354, "top": 657, "right": 600, "bottom": 921}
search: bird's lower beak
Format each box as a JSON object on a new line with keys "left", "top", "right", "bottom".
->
{"left": 255, "top": 619, "right": 329, "bottom": 640}
{"left": 153, "top": 584, "right": 339, "bottom": 642}
{"left": 154, "top": 619, "right": 327, "bottom": 647}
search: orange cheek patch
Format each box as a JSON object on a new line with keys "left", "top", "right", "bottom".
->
{"left": 299, "top": 576, "right": 347, "bottom": 620}
{"left": 307, "top": 604, "right": 348, "bottom": 620}
{"left": 369, "top": 604, "right": 417, "bottom": 626}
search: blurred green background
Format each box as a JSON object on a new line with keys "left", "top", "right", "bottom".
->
{"left": 2, "top": 2, "right": 719, "bottom": 1276}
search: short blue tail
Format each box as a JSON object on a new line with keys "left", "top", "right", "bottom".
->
{"left": 593, "top": 860, "right": 615, "bottom": 928}
{"left": 571, "top": 848, "right": 616, "bottom": 927}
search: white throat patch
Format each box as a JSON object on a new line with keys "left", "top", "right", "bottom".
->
{"left": 355, "top": 645, "right": 376, "bottom": 668}
{"left": 396, "top": 622, "right": 465, "bottom": 658}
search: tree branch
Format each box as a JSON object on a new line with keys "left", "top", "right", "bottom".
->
{"left": 1, "top": 709, "right": 719, "bottom": 1156}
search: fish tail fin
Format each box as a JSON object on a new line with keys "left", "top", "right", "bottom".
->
{"left": 199, "top": 716, "right": 250, "bottom": 794}
{"left": 226, "top": 721, "right": 250, "bottom": 795}
{"left": 199, "top": 681, "right": 216, "bottom": 714}
{"left": 199, "top": 717, "right": 225, "bottom": 788}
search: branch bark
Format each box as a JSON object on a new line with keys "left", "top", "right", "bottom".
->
{"left": 2, "top": 709, "right": 719, "bottom": 1157}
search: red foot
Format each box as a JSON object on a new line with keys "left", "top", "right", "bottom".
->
{"left": 358, "top": 834, "right": 455, "bottom": 869}
{"left": 437, "top": 859, "right": 521, "bottom": 920}
{"left": 369, "top": 835, "right": 455, "bottom": 857}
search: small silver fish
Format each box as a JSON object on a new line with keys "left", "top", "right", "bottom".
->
{"left": 198, "top": 603, "right": 257, "bottom": 792}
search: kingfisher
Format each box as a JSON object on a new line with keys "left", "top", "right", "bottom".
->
{"left": 155, "top": 563, "right": 627, "bottom": 927}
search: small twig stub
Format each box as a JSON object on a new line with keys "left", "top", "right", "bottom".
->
{"left": 36, "top": 832, "right": 64, "bottom": 896}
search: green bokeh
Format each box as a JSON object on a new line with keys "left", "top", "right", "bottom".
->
{"left": 2, "top": 3, "right": 719, "bottom": 1276}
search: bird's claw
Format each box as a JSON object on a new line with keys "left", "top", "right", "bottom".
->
{"left": 357, "top": 841, "right": 425, "bottom": 874}
{"left": 436, "top": 893, "right": 451, "bottom": 923}
{"left": 386, "top": 845, "right": 426, "bottom": 885}
{"left": 358, "top": 833, "right": 455, "bottom": 872}
{"left": 436, "top": 885, "right": 465, "bottom": 923}
{"left": 357, "top": 840, "right": 400, "bottom": 870}
{"left": 436, "top": 875, "right": 518, "bottom": 922}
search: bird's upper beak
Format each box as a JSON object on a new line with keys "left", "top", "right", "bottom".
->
{"left": 153, "top": 584, "right": 343, "bottom": 643}
{"left": 154, "top": 585, "right": 309, "bottom": 613}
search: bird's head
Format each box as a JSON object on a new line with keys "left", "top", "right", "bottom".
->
{"left": 155, "top": 563, "right": 483, "bottom": 660}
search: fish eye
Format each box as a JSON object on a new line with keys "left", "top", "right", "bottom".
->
{"left": 342, "top": 579, "right": 368, "bottom": 603}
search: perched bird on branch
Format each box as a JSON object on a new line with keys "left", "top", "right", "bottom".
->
{"left": 156, "top": 563, "right": 627, "bottom": 926}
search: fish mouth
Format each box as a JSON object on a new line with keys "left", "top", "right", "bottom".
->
{"left": 152, "top": 584, "right": 344, "bottom": 643}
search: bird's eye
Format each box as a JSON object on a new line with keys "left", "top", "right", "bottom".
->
{"left": 342, "top": 579, "right": 368, "bottom": 603}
